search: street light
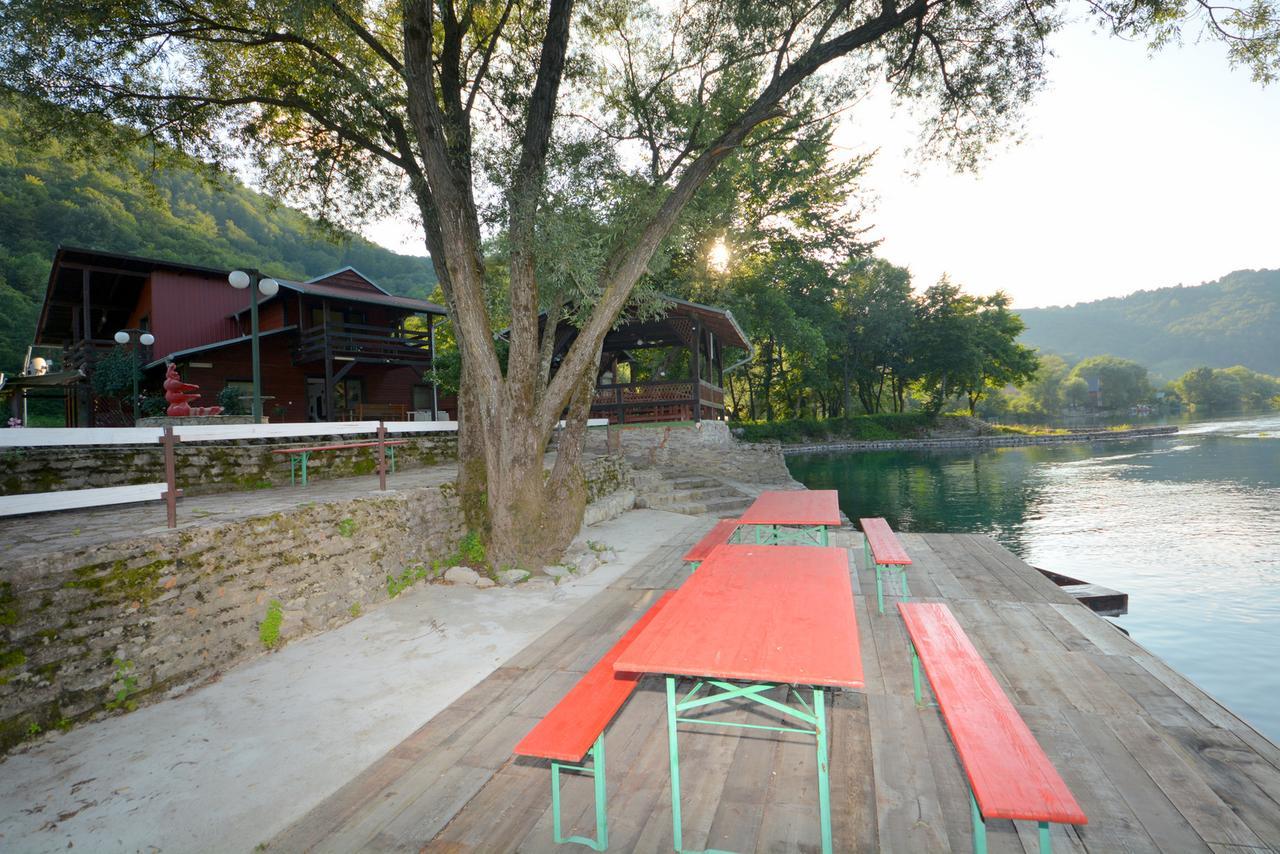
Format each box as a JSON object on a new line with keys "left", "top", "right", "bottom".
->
{"left": 114, "top": 328, "right": 155, "bottom": 424}
{"left": 228, "top": 269, "right": 279, "bottom": 423}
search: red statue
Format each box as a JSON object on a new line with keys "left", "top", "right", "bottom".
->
{"left": 164, "top": 363, "right": 223, "bottom": 417}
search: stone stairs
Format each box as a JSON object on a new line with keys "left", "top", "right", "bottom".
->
{"left": 631, "top": 468, "right": 753, "bottom": 517}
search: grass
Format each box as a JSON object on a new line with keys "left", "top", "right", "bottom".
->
{"left": 731, "top": 412, "right": 937, "bottom": 444}
{"left": 259, "top": 600, "right": 284, "bottom": 649}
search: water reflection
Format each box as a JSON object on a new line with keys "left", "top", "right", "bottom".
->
{"left": 787, "top": 414, "right": 1280, "bottom": 742}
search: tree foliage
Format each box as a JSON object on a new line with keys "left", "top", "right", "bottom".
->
{"left": 1068, "top": 355, "right": 1152, "bottom": 411}
{"left": 1176, "top": 364, "right": 1280, "bottom": 412}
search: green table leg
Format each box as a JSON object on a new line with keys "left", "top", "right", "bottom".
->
{"left": 1039, "top": 821, "right": 1051, "bottom": 853}
{"left": 814, "top": 687, "right": 832, "bottom": 854}
{"left": 388, "top": 445, "right": 397, "bottom": 474}
{"left": 300, "top": 450, "right": 310, "bottom": 487}
{"left": 665, "top": 678, "right": 833, "bottom": 854}
{"left": 288, "top": 455, "right": 297, "bottom": 486}
{"left": 666, "top": 676, "right": 684, "bottom": 853}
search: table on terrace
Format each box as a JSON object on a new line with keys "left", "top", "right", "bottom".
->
{"left": 738, "top": 489, "right": 842, "bottom": 545}
{"left": 613, "top": 543, "right": 863, "bottom": 854}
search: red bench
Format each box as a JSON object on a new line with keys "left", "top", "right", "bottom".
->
{"left": 681, "top": 518, "right": 740, "bottom": 568}
{"left": 860, "top": 517, "right": 912, "bottom": 614}
{"left": 514, "top": 591, "right": 675, "bottom": 850}
{"left": 898, "top": 602, "right": 1087, "bottom": 852}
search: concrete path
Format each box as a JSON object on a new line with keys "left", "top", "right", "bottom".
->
{"left": 0, "top": 508, "right": 705, "bottom": 853}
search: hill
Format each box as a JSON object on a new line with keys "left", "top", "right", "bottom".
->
{"left": 0, "top": 98, "right": 438, "bottom": 374}
{"left": 1016, "top": 269, "right": 1280, "bottom": 380}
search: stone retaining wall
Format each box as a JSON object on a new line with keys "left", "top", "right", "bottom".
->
{"left": 781, "top": 425, "right": 1179, "bottom": 455}
{"left": 584, "top": 420, "right": 793, "bottom": 483}
{"left": 0, "top": 433, "right": 459, "bottom": 497}
{"left": 0, "top": 454, "right": 631, "bottom": 753}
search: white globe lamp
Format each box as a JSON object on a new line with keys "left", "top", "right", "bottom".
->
{"left": 228, "top": 269, "right": 251, "bottom": 289}
{"left": 259, "top": 277, "right": 279, "bottom": 297}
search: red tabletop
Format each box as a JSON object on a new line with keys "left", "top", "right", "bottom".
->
{"left": 613, "top": 544, "right": 863, "bottom": 689}
{"left": 739, "top": 490, "right": 842, "bottom": 527}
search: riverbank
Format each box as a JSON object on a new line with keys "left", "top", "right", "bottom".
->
{"left": 781, "top": 424, "right": 1177, "bottom": 454}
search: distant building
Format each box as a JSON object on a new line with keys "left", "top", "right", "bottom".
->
{"left": 1086, "top": 375, "right": 1102, "bottom": 408}
{"left": 27, "top": 247, "right": 447, "bottom": 426}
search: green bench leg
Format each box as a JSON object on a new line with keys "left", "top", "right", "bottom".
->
{"left": 911, "top": 642, "right": 924, "bottom": 706}
{"left": 388, "top": 445, "right": 396, "bottom": 474}
{"left": 971, "top": 790, "right": 987, "bottom": 854}
{"left": 551, "top": 732, "right": 608, "bottom": 850}
{"left": 288, "top": 455, "right": 297, "bottom": 486}
{"left": 300, "top": 451, "right": 310, "bottom": 487}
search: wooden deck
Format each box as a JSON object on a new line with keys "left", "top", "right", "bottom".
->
{"left": 269, "top": 529, "right": 1280, "bottom": 853}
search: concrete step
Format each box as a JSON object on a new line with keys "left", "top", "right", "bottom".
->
{"left": 703, "top": 497, "right": 753, "bottom": 516}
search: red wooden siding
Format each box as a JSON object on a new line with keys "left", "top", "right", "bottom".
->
{"left": 149, "top": 269, "right": 245, "bottom": 359}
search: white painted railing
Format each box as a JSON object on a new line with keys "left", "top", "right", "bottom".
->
{"left": 0, "top": 427, "right": 164, "bottom": 447}
{"left": 1, "top": 418, "right": 607, "bottom": 447}
{"left": 0, "top": 483, "right": 170, "bottom": 517}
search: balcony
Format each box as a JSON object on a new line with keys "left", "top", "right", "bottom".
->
{"left": 295, "top": 323, "right": 432, "bottom": 367}
{"left": 590, "top": 379, "right": 726, "bottom": 423}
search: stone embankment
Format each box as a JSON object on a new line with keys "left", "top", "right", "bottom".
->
{"left": 780, "top": 424, "right": 1178, "bottom": 455}
{"left": 0, "top": 454, "right": 631, "bottom": 753}
{"left": 585, "top": 420, "right": 793, "bottom": 484}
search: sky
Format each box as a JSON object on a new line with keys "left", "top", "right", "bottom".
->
{"left": 363, "top": 18, "right": 1280, "bottom": 311}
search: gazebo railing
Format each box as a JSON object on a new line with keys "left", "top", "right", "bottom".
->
{"left": 590, "top": 380, "right": 725, "bottom": 423}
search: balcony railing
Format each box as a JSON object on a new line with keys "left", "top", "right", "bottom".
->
{"left": 590, "top": 379, "right": 726, "bottom": 423}
{"left": 295, "top": 323, "right": 433, "bottom": 367}
{"left": 63, "top": 338, "right": 149, "bottom": 373}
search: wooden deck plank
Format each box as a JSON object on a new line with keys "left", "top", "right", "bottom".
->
{"left": 1104, "top": 715, "right": 1267, "bottom": 849}
{"left": 868, "top": 693, "right": 953, "bottom": 852}
{"left": 901, "top": 533, "right": 971, "bottom": 602}
{"left": 265, "top": 530, "right": 1280, "bottom": 854}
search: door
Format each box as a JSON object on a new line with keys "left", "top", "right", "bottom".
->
{"left": 307, "top": 378, "right": 327, "bottom": 421}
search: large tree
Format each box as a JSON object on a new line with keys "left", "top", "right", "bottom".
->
{"left": 2, "top": 0, "right": 1275, "bottom": 566}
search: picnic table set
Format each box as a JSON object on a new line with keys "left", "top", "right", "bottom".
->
{"left": 514, "top": 489, "right": 1087, "bottom": 854}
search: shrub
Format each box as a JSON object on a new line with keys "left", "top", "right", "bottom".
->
{"left": 731, "top": 413, "right": 935, "bottom": 444}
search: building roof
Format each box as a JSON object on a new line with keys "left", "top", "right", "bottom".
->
{"left": 273, "top": 278, "right": 446, "bottom": 315}
{"left": 143, "top": 326, "right": 297, "bottom": 370}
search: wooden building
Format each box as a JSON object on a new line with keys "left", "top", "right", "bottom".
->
{"left": 27, "top": 247, "right": 446, "bottom": 425}
{"left": 540, "top": 296, "right": 752, "bottom": 424}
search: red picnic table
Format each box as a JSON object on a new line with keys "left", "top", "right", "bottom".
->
{"left": 614, "top": 543, "right": 863, "bottom": 854}
{"left": 738, "top": 488, "right": 842, "bottom": 545}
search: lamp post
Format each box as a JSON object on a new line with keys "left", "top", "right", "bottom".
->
{"left": 228, "top": 269, "right": 279, "bottom": 423}
{"left": 114, "top": 328, "right": 155, "bottom": 424}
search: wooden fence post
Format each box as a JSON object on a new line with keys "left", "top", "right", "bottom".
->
{"left": 377, "top": 421, "right": 387, "bottom": 491}
{"left": 162, "top": 426, "right": 178, "bottom": 528}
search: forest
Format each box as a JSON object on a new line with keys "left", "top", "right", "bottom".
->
{"left": 1016, "top": 269, "right": 1280, "bottom": 379}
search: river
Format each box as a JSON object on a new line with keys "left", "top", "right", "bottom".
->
{"left": 786, "top": 413, "right": 1280, "bottom": 743}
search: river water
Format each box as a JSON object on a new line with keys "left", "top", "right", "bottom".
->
{"left": 787, "top": 413, "right": 1280, "bottom": 742}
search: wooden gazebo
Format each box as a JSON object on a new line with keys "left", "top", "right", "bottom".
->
{"left": 544, "top": 296, "right": 752, "bottom": 424}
